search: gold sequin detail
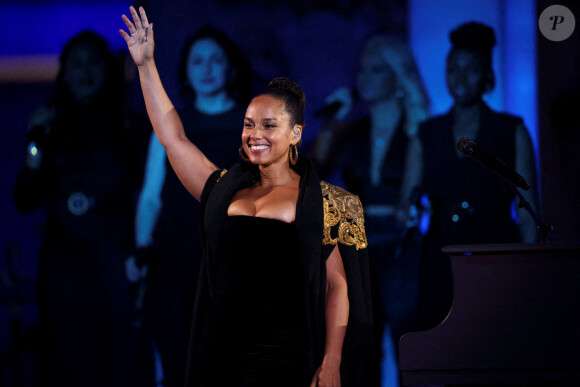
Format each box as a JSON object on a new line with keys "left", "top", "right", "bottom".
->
{"left": 217, "top": 169, "right": 227, "bottom": 182}
{"left": 321, "top": 181, "right": 367, "bottom": 250}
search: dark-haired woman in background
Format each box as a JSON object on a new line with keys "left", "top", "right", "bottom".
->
{"left": 13, "top": 31, "right": 150, "bottom": 386}
{"left": 131, "top": 25, "right": 256, "bottom": 387}
{"left": 406, "top": 21, "right": 539, "bottom": 330}
{"left": 121, "top": 6, "right": 373, "bottom": 386}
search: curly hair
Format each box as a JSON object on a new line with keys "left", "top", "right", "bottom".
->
{"left": 449, "top": 21, "right": 496, "bottom": 69}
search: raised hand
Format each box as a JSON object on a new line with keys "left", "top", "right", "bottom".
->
{"left": 324, "top": 87, "right": 355, "bottom": 121}
{"left": 119, "top": 6, "right": 154, "bottom": 67}
{"left": 310, "top": 362, "right": 341, "bottom": 387}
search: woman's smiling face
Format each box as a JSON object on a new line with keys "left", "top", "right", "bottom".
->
{"left": 241, "top": 95, "right": 300, "bottom": 167}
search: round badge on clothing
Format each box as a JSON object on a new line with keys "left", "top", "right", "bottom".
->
{"left": 67, "top": 192, "right": 90, "bottom": 216}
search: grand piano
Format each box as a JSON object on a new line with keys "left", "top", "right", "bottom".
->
{"left": 399, "top": 243, "right": 580, "bottom": 386}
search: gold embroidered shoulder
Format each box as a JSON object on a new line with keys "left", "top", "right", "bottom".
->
{"left": 321, "top": 181, "right": 367, "bottom": 250}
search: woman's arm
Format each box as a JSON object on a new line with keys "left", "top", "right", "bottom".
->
{"left": 398, "top": 133, "right": 423, "bottom": 225}
{"left": 135, "top": 134, "right": 166, "bottom": 248}
{"left": 13, "top": 107, "right": 55, "bottom": 213}
{"left": 311, "top": 245, "right": 349, "bottom": 387}
{"left": 514, "top": 123, "right": 539, "bottom": 243}
{"left": 309, "top": 87, "right": 355, "bottom": 179}
{"left": 120, "top": 6, "right": 218, "bottom": 200}
{"left": 125, "top": 134, "right": 165, "bottom": 283}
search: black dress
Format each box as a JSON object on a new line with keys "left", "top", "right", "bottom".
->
{"left": 185, "top": 158, "right": 375, "bottom": 387}
{"left": 145, "top": 104, "right": 246, "bottom": 387}
{"left": 190, "top": 215, "right": 311, "bottom": 386}
{"left": 13, "top": 104, "right": 150, "bottom": 387}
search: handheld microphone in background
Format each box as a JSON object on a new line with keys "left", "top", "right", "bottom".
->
{"left": 313, "top": 101, "right": 343, "bottom": 118}
{"left": 456, "top": 137, "right": 531, "bottom": 191}
{"left": 313, "top": 88, "right": 359, "bottom": 118}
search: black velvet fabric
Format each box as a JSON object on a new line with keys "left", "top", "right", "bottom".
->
{"left": 190, "top": 215, "right": 310, "bottom": 386}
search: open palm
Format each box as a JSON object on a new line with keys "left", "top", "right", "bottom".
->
{"left": 119, "top": 6, "right": 154, "bottom": 66}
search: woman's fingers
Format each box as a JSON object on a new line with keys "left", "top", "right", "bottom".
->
{"left": 119, "top": 13, "right": 137, "bottom": 44}
{"left": 310, "top": 367, "right": 321, "bottom": 387}
{"left": 129, "top": 5, "right": 142, "bottom": 30}
{"left": 120, "top": 14, "right": 136, "bottom": 36}
{"left": 147, "top": 23, "right": 153, "bottom": 42}
{"left": 139, "top": 6, "right": 150, "bottom": 28}
{"left": 119, "top": 28, "right": 130, "bottom": 42}
{"left": 120, "top": 6, "right": 152, "bottom": 44}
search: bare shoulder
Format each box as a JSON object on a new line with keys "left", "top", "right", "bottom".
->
{"left": 320, "top": 181, "right": 367, "bottom": 250}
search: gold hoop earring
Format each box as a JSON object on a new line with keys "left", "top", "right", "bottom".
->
{"left": 289, "top": 144, "right": 298, "bottom": 166}
{"left": 239, "top": 146, "right": 250, "bottom": 162}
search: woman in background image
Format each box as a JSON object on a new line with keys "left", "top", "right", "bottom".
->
{"left": 130, "top": 25, "right": 256, "bottom": 387}
{"left": 409, "top": 21, "right": 539, "bottom": 332}
{"left": 310, "top": 33, "right": 430, "bottom": 385}
{"left": 13, "top": 31, "right": 150, "bottom": 387}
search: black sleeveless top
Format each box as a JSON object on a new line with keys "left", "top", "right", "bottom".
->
{"left": 415, "top": 105, "right": 524, "bottom": 330}
{"left": 419, "top": 105, "right": 523, "bottom": 254}
{"left": 188, "top": 215, "right": 312, "bottom": 386}
{"left": 337, "top": 116, "right": 409, "bottom": 242}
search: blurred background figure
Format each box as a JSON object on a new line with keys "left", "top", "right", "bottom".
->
{"left": 408, "top": 21, "right": 539, "bottom": 332}
{"left": 131, "top": 25, "right": 257, "bottom": 387}
{"left": 12, "top": 31, "right": 150, "bottom": 387}
{"left": 310, "top": 33, "right": 430, "bottom": 386}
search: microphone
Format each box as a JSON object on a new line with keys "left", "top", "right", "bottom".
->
{"left": 313, "top": 89, "right": 358, "bottom": 118}
{"left": 456, "top": 137, "right": 531, "bottom": 191}
{"left": 313, "top": 101, "right": 343, "bottom": 118}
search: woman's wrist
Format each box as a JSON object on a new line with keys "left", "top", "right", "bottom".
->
{"left": 137, "top": 57, "right": 156, "bottom": 73}
{"left": 322, "top": 353, "right": 342, "bottom": 367}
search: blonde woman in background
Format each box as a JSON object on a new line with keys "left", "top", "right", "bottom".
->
{"left": 311, "top": 33, "right": 430, "bottom": 386}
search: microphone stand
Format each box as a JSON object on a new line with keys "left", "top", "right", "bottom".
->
{"left": 511, "top": 186, "right": 553, "bottom": 243}
{"left": 457, "top": 137, "right": 553, "bottom": 243}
